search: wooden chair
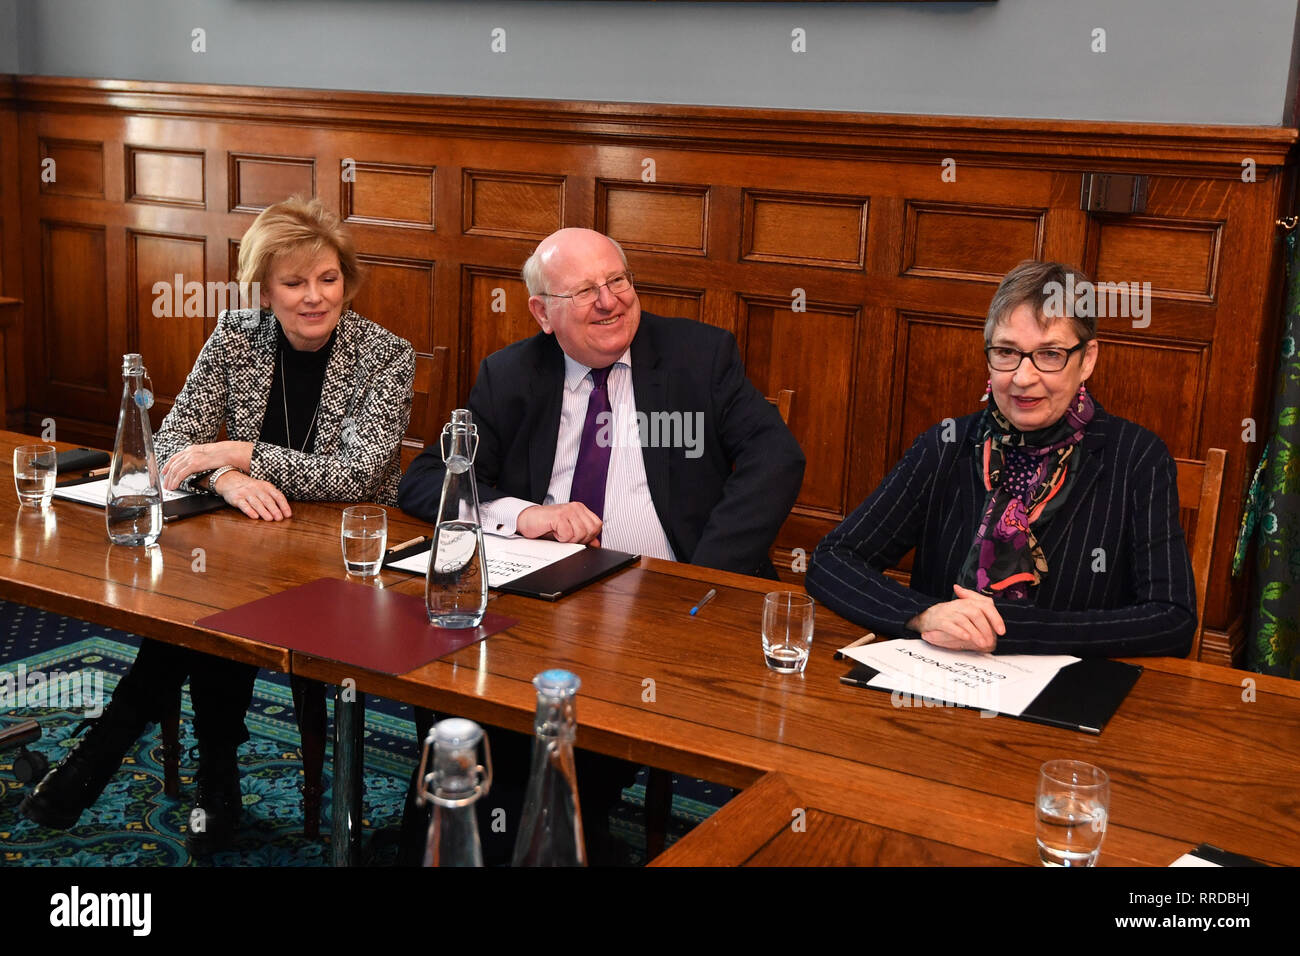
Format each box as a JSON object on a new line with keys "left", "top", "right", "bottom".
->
{"left": 645, "top": 387, "right": 796, "bottom": 859}
{"left": 1175, "top": 448, "right": 1226, "bottom": 661}
{"left": 161, "top": 345, "right": 457, "bottom": 838}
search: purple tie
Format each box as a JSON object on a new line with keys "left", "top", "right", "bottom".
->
{"left": 569, "top": 366, "right": 613, "bottom": 518}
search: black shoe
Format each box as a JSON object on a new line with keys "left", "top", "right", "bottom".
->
{"left": 185, "top": 745, "right": 241, "bottom": 857}
{"left": 20, "top": 707, "right": 148, "bottom": 830}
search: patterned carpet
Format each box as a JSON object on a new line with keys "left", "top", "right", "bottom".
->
{"left": 0, "top": 601, "right": 727, "bottom": 866}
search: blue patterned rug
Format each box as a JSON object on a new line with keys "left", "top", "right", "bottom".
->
{"left": 0, "top": 602, "right": 727, "bottom": 866}
{"left": 0, "top": 635, "right": 412, "bottom": 866}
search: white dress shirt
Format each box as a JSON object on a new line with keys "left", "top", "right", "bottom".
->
{"left": 478, "top": 348, "right": 677, "bottom": 560}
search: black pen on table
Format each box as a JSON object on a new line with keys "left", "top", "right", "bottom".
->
{"left": 689, "top": 588, "right": 717, "bottom": 616}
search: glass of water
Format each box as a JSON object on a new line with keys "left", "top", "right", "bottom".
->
{"left": 341, "top": 505, "right": 387, "bottom": 577}
{"left": 761, "top": 591, "right": 814, "bottom": 673}
{"left": 1036, "top": 759, "right": 1110, "bottom": 867}
{"left": 13, "top": 444, "right": 57, "bottom": 508}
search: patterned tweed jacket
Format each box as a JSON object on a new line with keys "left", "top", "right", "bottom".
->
{"left": 154, "top": 309, "right": 414, "bottom": 505}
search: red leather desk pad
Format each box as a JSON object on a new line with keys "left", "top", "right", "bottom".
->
{"left": 197, "top": 577, "right": 516, "bottom": 675}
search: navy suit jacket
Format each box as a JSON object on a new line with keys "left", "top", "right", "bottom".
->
{"left": 398, "top": 313, "right": 805, "bottom": 578}
{"left": 806, "top": 404, "right": 1196, "bottom": 657}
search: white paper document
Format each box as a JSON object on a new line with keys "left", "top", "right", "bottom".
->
{"left": 839, "top": 638, "right": 1079, "bottom": 717}
{"left": 389, "top": 533, "right": 586, "bottom": 588}
{"left": 52, "top": 478, "right": 198, "bottom": 508}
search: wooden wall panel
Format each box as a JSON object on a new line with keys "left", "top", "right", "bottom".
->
{"left": 901, "top": 201, "right": 1045, "bottom": 282}
{"left": 742, "top": 296, "right": 860, "bottom": 520}
{"left": 350, "top": 254, "right": 435, "bottom": 353}
{"left": 463, "top": 170, "right": 563, "bottom": 240}
{"left": 462, "top": 267, "right": 536, "bottom": 384}
{"left": 742, "top": 190, "right": 867, "bottom": 270}
{"left": 598, "top": 181, "right": 709, "bottom": 256}
{"left": 1091, "top": 216, "right": 1221, "bottom": 302}
{"left": 895, "top": 315, "right": 989, "bottom": 457}
{"left": 126, "top": 146, "right": 205, "bottom": 209}
{"left": 637, "top": 285, "right": 704, "bottom": 323}
{"left": 343, "top": 162, "right": 435, "bottom": 229}
{"left": 7, "top": 76, "right": 1296, "bottom": 663}
{"left": 229, "top": 153, "right": 315, "bottom": 212}
{"left": 126, "top": 231, "right": 207, "bottom": 417}
{"left": 0, "top": 82, "right": 25, "bottom": 424}
{"left": 39, "top": 139, "right": 104, "bottom": 199}
{"left": 1088, "top": 338, "right": 1208, "bottom": 458}
{"left": 41, "top": 221, "right": 108, "bottom": 410}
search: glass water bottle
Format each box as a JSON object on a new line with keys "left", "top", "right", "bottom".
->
{"left": 106, "top": 353, "right": 163, "bottom": 546}
{"left": 416, "top": 717, "right": 492, "bottom": 867}
{"left": 425, "top": 409, "right": 489, "bottom": 628}
{"left": 512, "top": 669, "right": 587, "bottom": 867}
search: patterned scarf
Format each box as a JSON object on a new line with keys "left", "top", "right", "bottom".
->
{"left": 958, "top": 387, "right": 1096, "bottom": 601}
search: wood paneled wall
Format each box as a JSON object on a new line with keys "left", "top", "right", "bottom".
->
{"left": 1, "top": 76, "right": 1295, "bottom": 665}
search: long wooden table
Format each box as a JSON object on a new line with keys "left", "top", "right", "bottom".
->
{"left": 2, "top": 430, "right": 1298, "bottom": 867}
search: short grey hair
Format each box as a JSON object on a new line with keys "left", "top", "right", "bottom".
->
{"left": 984, "top": 260, "right": 1097, "bottom": 344}
{"left": 522, "top": 233, "right": 630, "bottom": 296}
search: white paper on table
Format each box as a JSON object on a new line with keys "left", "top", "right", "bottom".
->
{"left": 1169, "top": 853, "right": 1221, "bottom": 867}
{"left": 389, "top": 532, "right": 586, "bottom": 588}
{"left": 841, "top": 638, "right": 1078, "bottom": 717}
{"left": 52, "top": 478, "right": 197, "bottom": 507}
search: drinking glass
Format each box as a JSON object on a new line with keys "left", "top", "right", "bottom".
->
{"left": 341, "top": 505, "right": 387, "bottom": 577}
{"left": 1036, "top": 759, "right": 1110, "bottom": 866}
{"left": 761, "top": 591, "right": 814, "bottom": 673}
{"left": 13, "top": 445, "right": 57, "bottom": 508}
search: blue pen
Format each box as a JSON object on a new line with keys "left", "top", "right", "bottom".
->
{"left": 689, "top": 588, "right": 717, "bottom": 616}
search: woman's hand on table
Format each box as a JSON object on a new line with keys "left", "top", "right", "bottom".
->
{"left": 908, "top": 584, "right": 1005, "bottom": 653}
{"left": 213, "top": 471, "right": 292, "bottom": 521}
{"left": 161, "top": 441, "right": 254, "bottom": 490}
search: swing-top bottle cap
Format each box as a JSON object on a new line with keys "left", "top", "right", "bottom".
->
{"left": 122, "top": 353, "right": 146, "bottom": 373}
{"left": 534, "top": 669, "right": 581, "bottom": 697}
{"left": 432, "top": 717, "right": 483, "bottom": 750}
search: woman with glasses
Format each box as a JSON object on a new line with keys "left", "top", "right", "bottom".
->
{"left": 807, "top": 260, "right": 1195, "bottom": 657}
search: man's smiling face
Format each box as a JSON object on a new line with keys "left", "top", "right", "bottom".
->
{"left": 527, "top": 228, "right": 641, "bottom": 369}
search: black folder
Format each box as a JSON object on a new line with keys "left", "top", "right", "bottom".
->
{"left": 839, "top": 655, "right": 1142, "bottom": 735}
{"left": 384, "top": 537, "right": 639, "bottom": 601}
{"left": 55, "top": 448, "right": 110, "bottom": 474}
{"left": 496, "top": 546, "right": 640, "bottom": 601}
{"left": 1179, "top": 843, "right": 1267, "bottom": 867}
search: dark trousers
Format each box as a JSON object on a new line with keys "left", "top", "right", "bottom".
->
{"left": 399, "top": 706, "right": 636, "bottom": 866}
{"left": 114, "top": 638, "right": 258, "bottom": 748}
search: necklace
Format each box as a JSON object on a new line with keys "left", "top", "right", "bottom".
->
{"left": 280, "top": 346, "right": 323, "bottom": 453}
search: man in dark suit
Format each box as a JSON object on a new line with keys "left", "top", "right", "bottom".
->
{"left": 398, "top": 227, "right": 804, "bottom": 576}
{"left": 396, "top": 227, "right": 804, "bottom": 864}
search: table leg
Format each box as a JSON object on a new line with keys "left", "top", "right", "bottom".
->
{"left": 331, "top": 686, "right": 366, "bottom": 867}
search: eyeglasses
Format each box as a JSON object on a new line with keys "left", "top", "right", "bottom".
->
{"left": 542, "top": 271, "right": 635, "bottom": 308}
{"left": 985, "top": 342, "right": 1087, "bottom": 373}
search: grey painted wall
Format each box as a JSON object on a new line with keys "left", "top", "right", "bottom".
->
{"left": 0, "top": 0, "right": 18, "bottom": 75}
{"left": 8, "top": 0, "right": 1300, "bottom": 125}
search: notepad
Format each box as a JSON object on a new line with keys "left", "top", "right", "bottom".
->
{"left": 387, "top": 532, "right": 586, "bottom": 587}
{"left": 52, "top": 477, "right": 228, "bottom": 521}
{"left": 838, "top": 637, "right": 1142, "bottom": 735}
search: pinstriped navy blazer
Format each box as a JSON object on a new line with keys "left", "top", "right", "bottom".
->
{"left": 806, "top": 404, "right": 1196, "bottom": 657}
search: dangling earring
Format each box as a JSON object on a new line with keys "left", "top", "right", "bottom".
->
{"left": 980, "top": 378, "right": 991, "bottom": 403}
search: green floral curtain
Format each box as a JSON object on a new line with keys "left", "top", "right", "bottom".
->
{"left": 1233, "top": 231, "right": 1300, "bottom": 679}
